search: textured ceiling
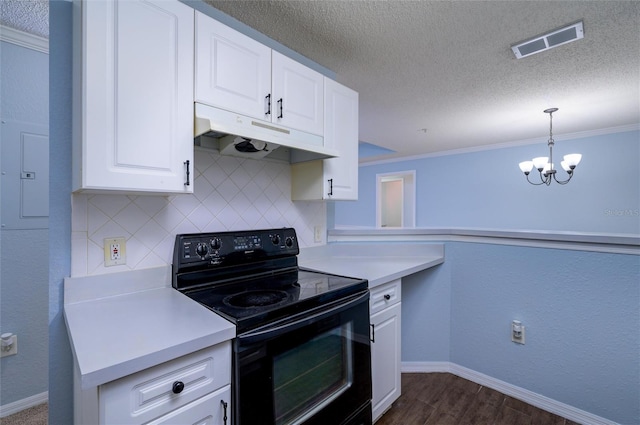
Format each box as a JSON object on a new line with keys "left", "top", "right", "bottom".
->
{"left": 3, "top": 1, "right": 638, "bottom": 162}
{"left": 0, "top": 0, "right": 48, "bottom": 38}
{"left": 205, "top": 0, "right": 640, "bottom": 162}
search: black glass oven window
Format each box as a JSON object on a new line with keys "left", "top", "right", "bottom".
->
{"left": 273, "top": 323, "right": 354, "bottom": 425}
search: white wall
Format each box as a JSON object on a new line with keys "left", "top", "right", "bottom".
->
{"left": 71, "top": 149, "right": 326, "bottom": 277}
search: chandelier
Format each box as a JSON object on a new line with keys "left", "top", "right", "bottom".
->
{"left": 518, "top": 108, "right": 582, "bottom": 185}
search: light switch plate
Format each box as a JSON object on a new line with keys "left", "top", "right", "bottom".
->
{"left": 104, "top": 237, "right": 126, "bottom": 267}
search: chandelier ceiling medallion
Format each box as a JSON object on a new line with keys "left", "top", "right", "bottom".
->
{"left": 518, "top": 108, "right": 582, "bottom": 185}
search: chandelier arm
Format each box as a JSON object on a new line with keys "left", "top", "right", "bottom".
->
{"left": 553, "top": 171, "right": 573, "bottom": 185}
{"left": 541, "top": 170, "right": 552, "bottom": 186}
{"left": 525, "top": 172, "right": 548, "bottom": 186}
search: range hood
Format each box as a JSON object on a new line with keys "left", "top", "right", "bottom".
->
{"left": 194, "top": 103, "right": 338, "bottom": 163}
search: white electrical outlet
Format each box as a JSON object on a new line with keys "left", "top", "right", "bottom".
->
{"left": 104, "top": 237, "right": 127, "bottom": 267}
{"left": 314, "top": 226, "right": 323, "bottom": 243}
{"left": 1, "top": 333, "right": 18, "bottom": 357}
{"left": 511, "top": 320, "right": 525, "bottom": 344}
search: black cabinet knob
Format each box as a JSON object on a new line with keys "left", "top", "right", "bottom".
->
{"left": 384, "top": 294, "right": 391, "bottom": 300}
{"left": 172, "top": 381, "right": 185, "bottom": 394}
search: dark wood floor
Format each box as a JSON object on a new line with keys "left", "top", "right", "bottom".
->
{"left": 375, "top": 373, "right": 581, "bottom": 425}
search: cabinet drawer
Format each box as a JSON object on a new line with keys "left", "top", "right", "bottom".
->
{"left": 100, "top": 342, "right": 231, "bottom": 424}
{"left": 147, "top": 385, "right": 231, "bottom": 425}
{"left": 370, "top": 279, "right": 401, "bottom": 315}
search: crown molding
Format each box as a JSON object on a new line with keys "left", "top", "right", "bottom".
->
{"left": 360, "top": 123, "right": 640, "bottom": 166}
{"left": 0, "top": 25, "right": 49, "bottom": 54}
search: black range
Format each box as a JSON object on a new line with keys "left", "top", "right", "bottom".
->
{"left": 172, "top": 228, "right": 373, "bottom": 425}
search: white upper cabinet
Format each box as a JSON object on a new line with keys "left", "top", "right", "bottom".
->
{"left": 291, "top": 78, "right": 359, "bottom": 200}
{"left": 73, "top": 0, "right": 194, "bottom": 194}
{"left": 195, "top": 12, "right": 271, "bottom": 121}
{"left": 322, "top": 78, "right": 359, "bottom": 199}
{"left": 271, "top": 51, "right": 324, "bottom": 136}
{"left": 195, "top": 12, "right": 324, "bottom": 136}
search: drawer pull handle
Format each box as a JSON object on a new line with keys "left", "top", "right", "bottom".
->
{"left": 172, "top": 381, "right": 185, "bottom": 394}
{"left": 221, "top": 400, "right": 228, "bottom": 425}
{"left": 384, "top": 294, "right": 391, "bottom": 300}
{"left": 370, "top": 323, "right": 375, "bottom": 343}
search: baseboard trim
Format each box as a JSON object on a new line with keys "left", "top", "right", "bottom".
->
{"left": 401, "top": 362, "right": 619, "bottom": 425}
{"left": 0, "top": 391, "right": 48, "bottom": 418}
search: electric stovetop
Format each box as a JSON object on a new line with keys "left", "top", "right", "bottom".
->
{"left": 183, "top": 267, "right": 367, "bottom": 332}
{"left": 172, "top": 228, "right": 368, "bottom": 333}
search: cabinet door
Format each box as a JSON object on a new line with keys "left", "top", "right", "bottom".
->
{"left": 78, "top": 0, "right": 194, "bottom": 193}
{"left": 147, "top": 385, "right": 231, "bottom": 425}
{"left": 371, "top": 302, "right": 402, "bottom": 422}
{"left": 195, "top": 11, "right": 271, "bottom": 121}
{"left": 323, "top": 78, "right": 359, "bottom": 200}
{"left": 290, "top": 78, "right": 358, "bottom": 201}
{"left": 272, "top": 51, "right": 324, "bottom": 136}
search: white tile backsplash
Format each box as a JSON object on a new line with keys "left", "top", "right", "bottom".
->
{"left": 71, "top": 149, "right": 327, "bottom": 276}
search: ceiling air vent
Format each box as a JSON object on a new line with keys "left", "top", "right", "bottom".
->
{"left": 511, "top": 21, "right": 584, "bottom": 59}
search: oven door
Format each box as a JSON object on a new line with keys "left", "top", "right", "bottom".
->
{"left": 234, "top": 290, "right": 372, "bottom": 425}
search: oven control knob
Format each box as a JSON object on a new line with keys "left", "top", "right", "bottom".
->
{"left": 285, "top": 236, "right": 294, "bottom": 248}
{"left": 196, "top": 243, "right": 208, "bottom": 257}
{"left": 210, "top": 238, "right": 221, "bottom": 251}
{"left": 271, "top": 234, "right": 281, "bottom": 245}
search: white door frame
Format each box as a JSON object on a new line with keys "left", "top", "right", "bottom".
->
{"left": 376, "top": 170, "right": 416, "bottom": 228}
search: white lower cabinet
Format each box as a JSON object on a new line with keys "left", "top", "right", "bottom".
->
{"left": 369, "top": 279, "right": 402, "bottom": 423}
{"left": 97, "top": 342, "right": 231, "bottom": 425}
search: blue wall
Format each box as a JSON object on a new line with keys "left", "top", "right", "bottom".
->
{"left": 334, "top": 130, "right": 640, "bottom": 423}
{"left": 49, "top": 1, "right": 74, "bottom": 423}
{"left": 399, "top": 242, "right": 640, "bottom": 424}
{"left": 449, "top": 242, "right": 639, "bottom": 424}
{"left": 401, "top": 259, "right": 452, "bottom": 362}
{"left": 337, "top": 130, "right": 640, "bottom": 234}
{"left": 0, "top": 41, "right": 49, "bottom": 405}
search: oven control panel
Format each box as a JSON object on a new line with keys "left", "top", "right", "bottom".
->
{"left": 173, "top": 228, "right": 299, "bottom": 267}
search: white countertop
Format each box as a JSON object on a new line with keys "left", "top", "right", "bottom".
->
{"left": 299, "top": 243, "right": 444, "bottom": 288}
{"left": 64, "top": 244, "right": 444, "bottom": 388}
{"left": 64, "top": 266, "right": 235, "bottom": 389}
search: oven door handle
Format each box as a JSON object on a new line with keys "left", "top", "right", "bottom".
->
{"left": 237, "top": 290, "right": 370, "bottom": 343}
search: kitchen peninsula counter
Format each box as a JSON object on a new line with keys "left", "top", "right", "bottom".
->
{"left": 64, "top": 266, "right": 235, "bottom": 389}
{"left": 299, "top": 243, "right": 444, "bottom": 287}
